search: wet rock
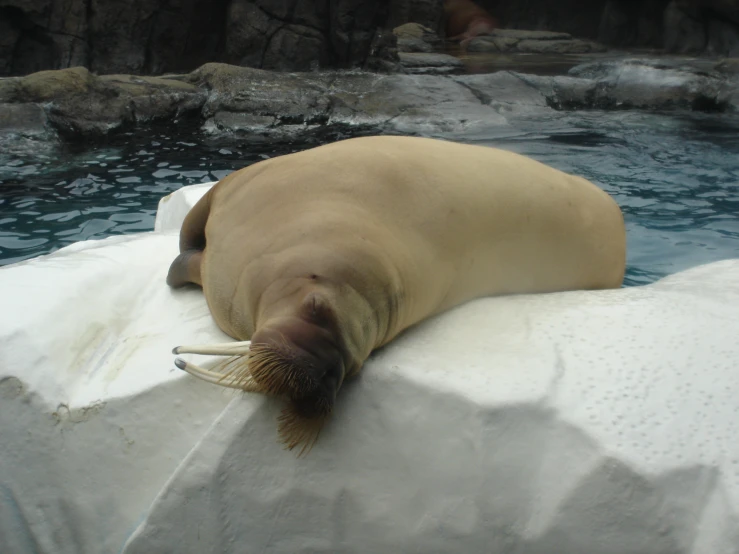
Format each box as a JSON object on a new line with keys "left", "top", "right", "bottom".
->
{"left": 0, "top": 102, "right": 56, "bottom": 156}
{"left": 715, "top": 57, "right": 739, "bottom": 74}
{"left": 1, "top": 58, "right": 736, "bottom": 146}
{"left": 466, "top": 30, "right": 607, "bottom": 54}
{"left": 466, "top": 36, "right": 520, "bottom": 52}
{"left": 0, "top": 102, "right": 48, "bottom": 134}
{"left": 329, "top": 72, "right": 507, "bottom": 134}
{"left": 394, "top": 23, "right": 442, "bottom": 53}
{"left": 97, "top": 75, "right": 207, "bottom": 122}
{"left": 487, "top": 30, "right": 574, "bottom": 40}
{"left": 516, "top": 39, "right": 607, "bottom": 54}
{"left": 396, "top": 35, "right": 435, "bottom": 53}
{"left": 565, "top": 59, "right": 729, "bottom": 111}
{"left": 453, "top": 72, "right": 551, "bottom": 114}
{"left": 0, "top": 66, "right": 205, "bottom": 136}
{"left": 189, "top": 63, "right": 331, "bottom": 135}
{"left": 16, "top": 67, "right": 94, "bottom": 101}
{"left": 398, "top": 52, "right": 465, "bottom": 74}
{"left": 715, "top": 58, "right": 739, "bottom": 108}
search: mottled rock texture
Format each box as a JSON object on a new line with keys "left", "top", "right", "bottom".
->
{"left": 0, "top": 0, "right": 432, "bottom": 76}
{"left": 482, "top": 0, "right": 739, "bottom": 55}
{"left": 2, "top": 0, "right": 738, "bottom": 77}
{"left": 465, "top": 29, "right": 607, "bottom": 54}
{"left": 1, "top": 59, "right": 735, "bottom": 149}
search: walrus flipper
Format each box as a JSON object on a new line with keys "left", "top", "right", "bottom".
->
{"left": 166, "top": 187, "right": 214, "bottom": 288}
{"left": 166, "top": 250, "right": 203, "bottom": 288}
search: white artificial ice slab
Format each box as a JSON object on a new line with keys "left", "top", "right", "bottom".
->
{"left": 1, "top": 183, "right": 737, "bottom": 554}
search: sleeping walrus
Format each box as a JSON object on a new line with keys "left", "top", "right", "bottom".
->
{"left": 167, "top": 136, "right": 626, "bottom": 453}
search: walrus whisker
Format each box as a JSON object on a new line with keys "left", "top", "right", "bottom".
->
{"left": 172, "top": 341, "right": 252, "bottom": 356}
{"left": 277, "top": 406, "right": 326, "bottom": 457}
{"left": 174, "top": 356, "right": 262, "bottom": 392}
{"left": 247, "top": 342, "right": 319, "bottom": 396}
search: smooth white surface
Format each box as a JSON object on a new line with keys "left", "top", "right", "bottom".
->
{"left": 153, "top": 181, "right": 213, "bottom": 232}
{"left": 1, "top": 184, "right": 738, "bottom": 554}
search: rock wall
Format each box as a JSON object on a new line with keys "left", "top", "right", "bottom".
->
{"left": 1, "top": 0, "right": 738, "bottom": 77}
{"left": 480, "top": 0, "right": 739, "bottom": 55}
{"left": 0, "top": 0, "right": 426, "bottom": 76}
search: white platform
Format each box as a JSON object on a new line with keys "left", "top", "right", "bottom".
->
{"left": 1, "top": 183, "right": 738, "bottom": 554}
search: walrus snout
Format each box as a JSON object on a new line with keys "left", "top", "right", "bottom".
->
{"left": 248, "top": 316, "right": 346, "bottom": 414}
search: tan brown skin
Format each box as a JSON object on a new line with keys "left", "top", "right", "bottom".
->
{"left": 444, "top": 0, "right": 499, "bottom": 44}
{"left": 167, "top": 135, "right": 626, "bottom": 452}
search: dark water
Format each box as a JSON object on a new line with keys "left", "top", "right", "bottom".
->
{"left": 1, "top": 113, "right": 738, "bottom": 286}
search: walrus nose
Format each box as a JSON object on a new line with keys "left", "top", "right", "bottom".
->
{"left": 249, "top": 318, "right": 345, "bottom": 397}
{"left": 291, "top": 370, "right": 341, "bottom": 419}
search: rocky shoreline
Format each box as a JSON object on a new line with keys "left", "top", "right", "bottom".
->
{"left": 1, "top": 55, "right": 738, "bottom": 153}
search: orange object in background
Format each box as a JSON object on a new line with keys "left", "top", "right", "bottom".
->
{"left": 444, "top": 0, "right": 499, "bottom": 44}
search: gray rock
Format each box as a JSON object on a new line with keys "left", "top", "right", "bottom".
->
{"left": 491, "top": 29, "right": 573, "bottom": 41}
{"left": 516, "top": 39, "right": 607, "bottom": 54}
{"left": 0, "top": 102, "right": 56, "bottom": 156}
{"left": 398, "top": 53, "right": 465, "bottom": 75}
{"left": 466, "top": 34, "right": 606, "bottom": 54}
{"left": 664, "top": 0, "right": 739, "bottom": 55}
{"left": 714, "top": 58, "right": 739, "bottom": 109}
{"left": 328, "top": 72, "right": 508, "bottom": 135}
{"left": 715, "top": 58, "right": 739, "bottom": 74}
{"left": 2, "top": 58, "right": 736, "bottom": 148}
{"left": 0, "top": 102, "right": 48, "bottom": 135}
{"left": 0, "top": 66, "right": 205, "bottom": 135}
{"left": 189, "top": 63, "right": 331, "bottom": 124}
{"left": 388, "top": 0, "right": 445, "bottom": 36}
{"left": 465, "top": 37, "right": 519, "bottom": 52}
{"left": 397, "top": 37, "right": 435, "bottom": 53}
{"left": 663, "top": 1, "right": 707, "bottom": 54}
{"left": 513, "top": 73, "right": 597, "bottom": 109}
{"left": 453, "top": 72, "right": 551, "bottom": 113}
{"left": 0, "top": 0, "right": 402, "bottom": 75}
{"left": 393, "top": 22, "right": 442, "bottom": 43}
{"left": 494, "top": 1, "right": 604, "bottom": 44}
{"left": 596, "top": 0, "right": 666, "bottom": 47}
{"left": 203, "top": 112, "right": 278, "bottom": 135}
{"left": 393, "top": 22, "right": 442, "bottom": 53}
{"left": 566, "top": 59, "right": 729, "bottom": 111}
{"left": 706, "top": 17, "right": 739, "bottom": 56}
{"left": 681, "top": 0, "right": 739, "bottom": 26}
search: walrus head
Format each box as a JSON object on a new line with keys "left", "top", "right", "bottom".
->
{"left": 246, "top": 292, "right": 347, "bottom": 452}
{"left": 173, "top": 285, "right": 365, "bottom": 455}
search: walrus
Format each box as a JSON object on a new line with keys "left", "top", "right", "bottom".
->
{"left": 444, "top": 0, "right": 499, "bottom": 44}
{"left": 167, "top": 135, "right": 626, "bottom": 453}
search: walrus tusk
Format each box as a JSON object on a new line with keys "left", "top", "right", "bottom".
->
{"left": 174, "top": 346, "right": 262, "bottom": 392}
{"left": 172, "top": 340, "right": 251, "bottom": 356}
{"left": 174, "top": 357, "right": 246, "bottom": 388}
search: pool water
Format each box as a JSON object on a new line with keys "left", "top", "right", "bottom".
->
{"left": 1, "top": 112, "right": 738, "bottom": 286}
